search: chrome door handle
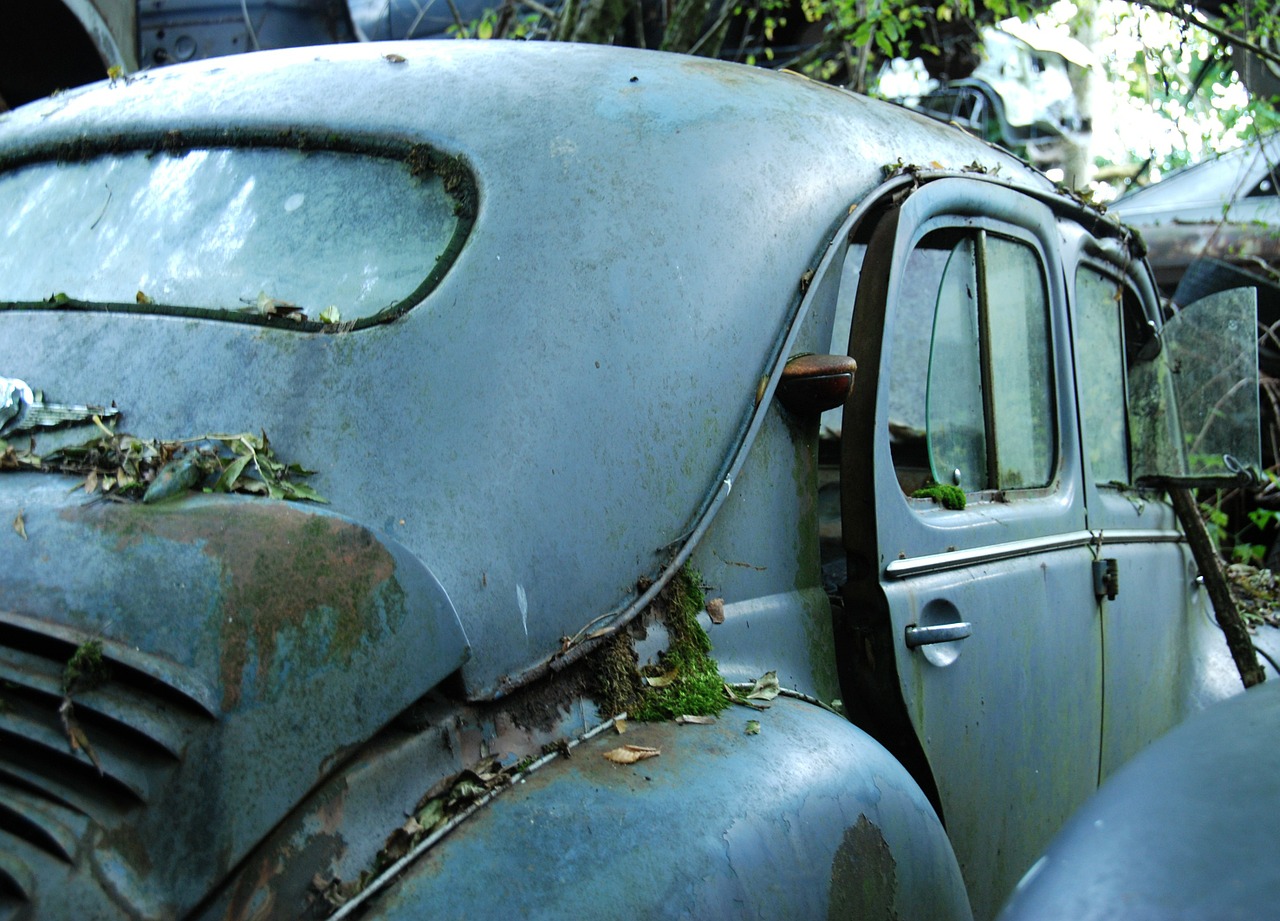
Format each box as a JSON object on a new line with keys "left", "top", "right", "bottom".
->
{"left": 905, "top": 622, "right": 972, "bottom": 648}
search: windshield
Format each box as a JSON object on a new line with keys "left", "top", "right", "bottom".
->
{"left": 0, "top": 142, "right": 472, "bottom": 329}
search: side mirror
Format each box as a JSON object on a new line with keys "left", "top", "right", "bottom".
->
{"left": 776, "top": 354, "right": 857, "bottom": 416}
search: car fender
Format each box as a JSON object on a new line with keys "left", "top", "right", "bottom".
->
{"left": 997, "top": 680, "right": 1280, "bottom": 921}
{"left": 360, "top": 696, "right": 972, "bottom": 920}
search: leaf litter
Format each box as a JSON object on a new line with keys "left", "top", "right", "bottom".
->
{"left": 312, "top": 757, "right": 520, "bottom": 913}
{"left": 602, "top": 744, "right": 661, "bottom": 765}
{"left": 0, "top": 418, "right": 324, "bottom": 504}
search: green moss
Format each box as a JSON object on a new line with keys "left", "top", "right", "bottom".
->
{"left": 590, "top": 566, "right": 729, "bottom": 722}
{"left": 593, "top": 634, "right": 644, "bottom": 720}
{"left": 406, "top": 145, "right": 477, "bottom": 220}
{"left": 63, "top": 639, "right": 108, "bottom": 695}
{"left": 630, "top": 567, "right": 729, "bottom": 722}
{"left": 912, "top": 484, "right": 967, "bottom": 510}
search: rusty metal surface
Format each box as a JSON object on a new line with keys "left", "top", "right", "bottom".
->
{"left": 0, "top": 476, "right": 466, "bottom": 918}
{"left": 1137, "top": 221, "right": 1280, "bottom": 295}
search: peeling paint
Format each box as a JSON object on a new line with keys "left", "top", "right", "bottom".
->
{"left": 80, "top": 502, "right": 404, "bottom": 709}
{"left": 829, "top": 815, "right": 901, "bottom": 921}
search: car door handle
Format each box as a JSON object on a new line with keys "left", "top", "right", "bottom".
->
{"left": 904, "top": 622, "right": 973, "bottom": 648}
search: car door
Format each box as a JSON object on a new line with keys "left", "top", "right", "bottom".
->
{"left": 1062, "top": 228, "right": 1263, "bottom": 777}
{"left": 839, "top": 178, "right": 1102, "bottom": 921}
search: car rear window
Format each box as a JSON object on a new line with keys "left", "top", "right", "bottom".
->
{"left": 0, "top": 138, "right": 474, "bottom": 330}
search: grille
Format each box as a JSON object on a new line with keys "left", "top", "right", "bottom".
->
{"left": 0, "top": 611, "right": 216, "bottom": 892}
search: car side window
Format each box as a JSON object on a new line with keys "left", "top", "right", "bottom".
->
{"left": 890, "top": 227, "right": 1055, "bottom": 496}
{"left": 1074, "top": 266, "right": 1131, "bottom": 485}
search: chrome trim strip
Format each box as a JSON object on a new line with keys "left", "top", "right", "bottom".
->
{"left": 884, "top": 529, "right": 1185, "bottom": 579}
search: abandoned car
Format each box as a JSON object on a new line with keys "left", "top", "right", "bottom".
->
{"left": 0, "top": 40, "right": 1262, "bottom": 920}
{"left": 997, "top": 678, "right": 1280, "bottom": 921}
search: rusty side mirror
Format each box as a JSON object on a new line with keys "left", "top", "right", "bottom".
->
{"left": 776, "top": 354, "right": 857, "bottom": 416}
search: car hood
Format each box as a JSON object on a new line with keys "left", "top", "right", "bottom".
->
{"left": 0, "top": 476, "right": 467, "bottom": 918}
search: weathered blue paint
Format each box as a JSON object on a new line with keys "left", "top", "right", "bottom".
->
{"left": 374, "top": 697, "right": 972, "bottom": 921}
{"left": 0, "top": 39, "right": 1249, "bottom": 921}
{"left": 0, "top": 41, "right": 1038, "bottom": 703}
{"left": 0, "top": 475, "right": 467, "bottom": 917}
{"left": 998, "top": 680, "right": 1280, "bottom": 921}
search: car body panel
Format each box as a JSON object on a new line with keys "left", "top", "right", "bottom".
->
{"left": 0, "top": 41, "right": 1038, "bottom": 702}
{"left": 997, "top": 679, "right": 1280, "bottom": 921}
{"left": 1110, "top": 134, "right": 1280, "bottom": 297}
{"left": 840, "top": 178, "right": 1101, "bottom": 919}
{"left": 374, "top": 697, "right": 972, "bottom": 921}
{"left": 0, "top": 40, "right": 1257, "bottom": 921}
{"left": 1057, "top": 227, "right": 1231, "bottom": 776}
{"left": 0, "top": 476, "right": 467, "bottom": 917}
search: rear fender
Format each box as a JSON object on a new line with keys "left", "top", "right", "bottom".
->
{"left": 367, "top": 696, "right": 972, "bottom": 920}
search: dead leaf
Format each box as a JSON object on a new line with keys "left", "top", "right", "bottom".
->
{"left": 746, "top": 670, "right": 780, "bottom": 702}
{"left": 256, "top": 290, "right": 306, "bottom": 321}
{"left": 59, "top": 698, "right": 102, "bottom": 774}
{"left": 706, "top": 597, "right": 725, "bottom": 624}
{"left": 382, "top": 816, "right": 425, "bottom": 861}
{"left": 13, "top": 510, "right": 25, "bottom": 540}
{"left": 384, "top": 53, "right": 407, "bottom": 63}
{"left": 614, "top": 718, "right": 628, "bottom": 734}
{"left": 676, "top": 714, "right": 717, "bottom": 725}
{"left": 745, "top": 720, "right": 761, "bottom": 735}
{"left": 415, "top": 797, "right": 446, "bottom": 830}
{"left": 603, "top": 745, "right": 661, "bottom": 765}
{"left": 644, "top": 668, "right": 679, "bottom": 688}
{"left": 723, "top": 683, "right": 769, "bottom": 711}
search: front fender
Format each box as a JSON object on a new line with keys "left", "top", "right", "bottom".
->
{"left": 367, "top": 696, "right": 972, "bottom": 920}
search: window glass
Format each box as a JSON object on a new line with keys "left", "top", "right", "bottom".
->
{"left": 925, "top": 234, "right": 987, "bottom": 489}
{"left": 985, "top": 235, "right": 1054, "bottom": 489}
{"left": 0, "top": 146, "right": 465, "bottom": 323}
{"left": 1074, "top": 267, "right": 1130, "bottom": 484}
{"left": 1131, "top": 287, "right": 1261, "bottom": 480}
{"left": 890, "top": 227, "right": 1056, "bottom": 499}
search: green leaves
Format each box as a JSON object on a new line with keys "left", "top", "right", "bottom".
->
{"left": 29, "top": 425, "right": 325, "bottom": 504}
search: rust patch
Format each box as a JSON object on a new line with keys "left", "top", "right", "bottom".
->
{"left": 224, "top": 783, "right": 350, "bottom": 921}
{"left": 78, "top": 502, "right": 399, "bottom": 709}
{"left": 828, "top": 815, "right": 900, "bottom": 921}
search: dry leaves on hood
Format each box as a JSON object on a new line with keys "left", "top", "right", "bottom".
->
{"left": 603, "top": 745, "right": 661, "bottom": 765}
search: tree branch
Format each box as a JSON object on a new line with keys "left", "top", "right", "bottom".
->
{"left": 1124, "top": 0, "right": 1280, "bottom": 73}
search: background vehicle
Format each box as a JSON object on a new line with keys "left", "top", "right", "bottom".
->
{"left": 997, "top": 679, "right": 1280, "bottom": 921}
{"left": 0, "top": 41, "right": 1259, "bottom": 920}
